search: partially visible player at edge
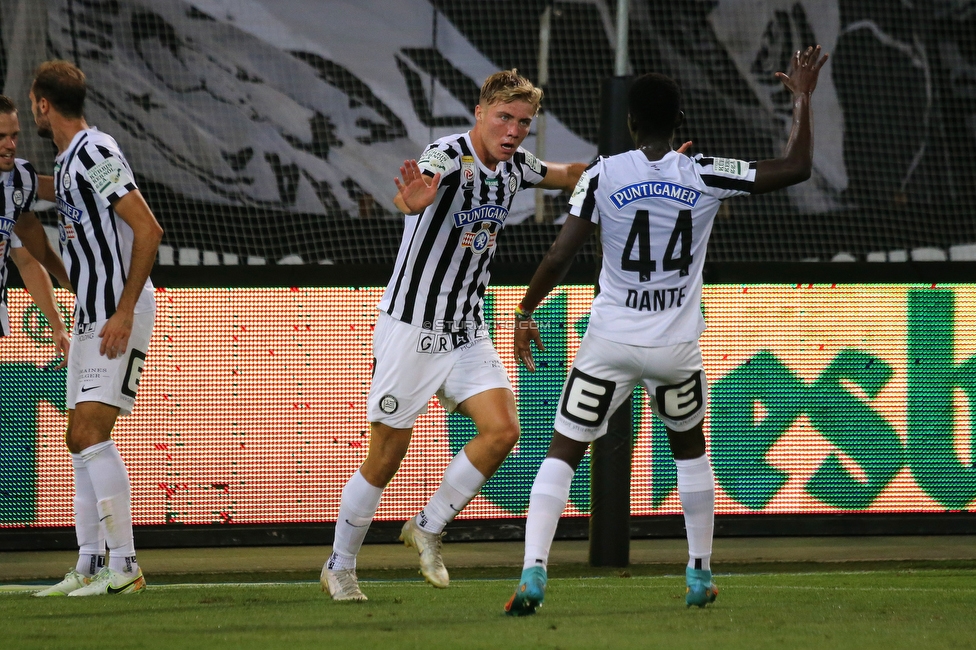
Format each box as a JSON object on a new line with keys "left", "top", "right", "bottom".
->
{"left": 29, "top": 60, "right": 163, "bottom": 597}
{"left": 504, "top": 46, "right": 829, "bottom": 615}
{"left": 0, "top": 94, "right": 71, "bottom": 361}
{"left": 323, "top": 69, "right": 586, "bottom": 602}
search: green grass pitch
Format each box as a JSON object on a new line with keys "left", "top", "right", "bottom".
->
{"left": 2, "top": 568, "right": 973, "bottom": 649}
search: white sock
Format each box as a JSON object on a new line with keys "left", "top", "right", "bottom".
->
{"left": 523, "top": 458, "right": 574, "bottom": 571}
{"left": 676, "top": 454, "right": 715, "bottom": 572}
{"left": 418, "top": 449, "right": 486, "bottom": 534}
{"left": 330, "top": 470, "right": 383, "bottom": 569}
{"left": 81, "top": 440, "right": 138, "bottom": 574}
{"left": 71, "top": 453, "right": 106, "bottom": 577}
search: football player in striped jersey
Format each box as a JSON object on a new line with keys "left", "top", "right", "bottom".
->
{"left": 505, "top": 46, "right": 829, "bottom": 615}
{"left": 324, "top": 70, "right": 586, "bottom": 601}
{"left": 29, "top": 60, "right": 162, "bottom": 597}
{"left": 0, "top": 94, "right": 70, "bottom": 359}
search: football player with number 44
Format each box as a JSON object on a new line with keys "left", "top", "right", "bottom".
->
{"left": 505, "top": 46, "right": 829, "bottom": 616}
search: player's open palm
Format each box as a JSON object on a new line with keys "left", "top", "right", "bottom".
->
{"left": 394, "top": 159, "right": 441, "bottom": 214}
{"left": 775, "top": 45, "right": 828, "bottom": 97}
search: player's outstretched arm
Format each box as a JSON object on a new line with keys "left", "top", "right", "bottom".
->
{"left": 13, "top": 213, "right": 71, "bottom": 291}
{"left": 393, "top": 159, "right": 441, "bottom": 214}
{"left": 535, "top": 162, "right": 587, "bottom": 193}
{"left": 98, "top": 189, "right": 163, "bottom": 359}
{"left": 515, "top": 215, "right": 597, "bottom": 371}
{"left": 751, "top": 45, "right": 829, "bottom": 195}
{"left": 10, "top": 245, "right": 70, "bottom": 367}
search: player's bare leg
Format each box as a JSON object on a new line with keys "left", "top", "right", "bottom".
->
{"left": 667, "top": 422, "right": 718, "bottom": 607}
{"left": 324, "top": 423, "right": 412, "bottom": 601}
{"left": 401, "top": 388, "right": 520, "bottom": 587}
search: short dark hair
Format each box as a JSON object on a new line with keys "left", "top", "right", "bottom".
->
{"left": 31, "top": 60, "right": 87, "bottom": 118}
{"left": 0, "top": 95, "right": 16, "bottom": 115}
{"left": 628, "top": 73, "right": 682, "bottom": 138}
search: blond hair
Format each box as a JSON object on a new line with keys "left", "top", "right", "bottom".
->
{"left": 479, "top": 69, "right": 542, "bottom": 115}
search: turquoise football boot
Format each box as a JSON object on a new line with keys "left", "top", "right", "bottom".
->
{"left": 685, "top": 566, "right": 718, "bottom": 608}
{"left": 505, "top": 566, "right": 547, "bottom": 616}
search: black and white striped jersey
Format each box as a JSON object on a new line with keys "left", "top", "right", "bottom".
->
{"left": 54, "top": 128, "right": 155, "bottom": 325}
{"left": 378, "top": 132, "right": 547, "bottom": 330}
{"left": 0, "top": 158, "right": 39, "bottom": 336}
{"left": 570, "top": 150, "right": 756, "bottom": 347}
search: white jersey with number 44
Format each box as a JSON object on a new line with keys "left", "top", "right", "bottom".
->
{"left": 569, "top": 149, "right": 756, "bottom": 347}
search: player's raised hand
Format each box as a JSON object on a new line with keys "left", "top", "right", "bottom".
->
{"left": 394, "top": 159, "right": 441, "bottom": 214}
{"left": 775, "top": 45, "right": 828, "bottom": 97}
{"left": 676, "top": 141, "right": 693, "bottom": 155}
{"left": 514, "top": 316, "right": 545, "bottom": 372}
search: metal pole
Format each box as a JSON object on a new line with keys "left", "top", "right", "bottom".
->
{"left": 534, "top": 3, "right": 552, "bottom": 223}
{"left": 614, "top": 0, "right": 630, "bottom": 76}
{"left": 590, "top": 0, "right": 633, "bottom": 569}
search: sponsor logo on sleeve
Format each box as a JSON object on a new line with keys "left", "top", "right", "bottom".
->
{"left": 568, "top": 171, "right": 589, "bottom": 208}
{"left": 418, "top": 148, "right": 453, "bottom": 175}
{"left": 85, "top": 157, "right": 134, "bottom": 200}
{"left": 521, "top": 148, "right": 543, "bottom": 174}
{"left": 711, "top": 157, "right": 749, "bottom": 178}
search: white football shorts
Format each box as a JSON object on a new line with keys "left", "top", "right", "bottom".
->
{"left": 554, "top": 332, "right": 707, "bottom": 442}
{"left": 367, "top": 311, "right": 513, "bottom": 429}
{"left": 67, "top": 310, "right": 154, "bottom": 415}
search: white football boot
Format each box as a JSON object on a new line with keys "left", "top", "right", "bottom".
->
{"left": 399, "top": 518, "right": 449, "bottom": 588}
{"left": 321, "top": 565, "right": 368, "bottom": 602}
{"left": 68, "top": 567, "right": 146, "bottom": 596}
{"left": 33, "top": 569, "right": 91, "bottom": 597}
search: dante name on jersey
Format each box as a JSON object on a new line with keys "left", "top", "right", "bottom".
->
{"left": 379, "top": 132, "right": 547, "bottom": 331}
{"left": 570, "top": 150, "right": 756, "bottom": 347}
{"left": 0, "top": 158, "right": 39, "bottom": 337}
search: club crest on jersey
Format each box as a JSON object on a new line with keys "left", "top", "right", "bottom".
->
{"left": 59, "top": 222, "right": 77, "bottom": 243}
{"left": 461, "top": 222, "right": 496, "bottom": 254}
{"left": 11, "top": 188, "right": 24, "bottom": 207}
{"left": 609, "top": 181, "right": 701, "bottom": 210}
{"left": 57, "top": 196, "right": 83, "bottom": 223}
{"left": 461, "top": 155, "right": 475, "bottom": 186}
{"left": 452, "top": 204, "right": 508, "bottom": 228}
{"left": 62, "top": 174, "right": 71, "bottom": 190}
{"left": 508, "top": 175, "right": 518, "bottom": 193}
